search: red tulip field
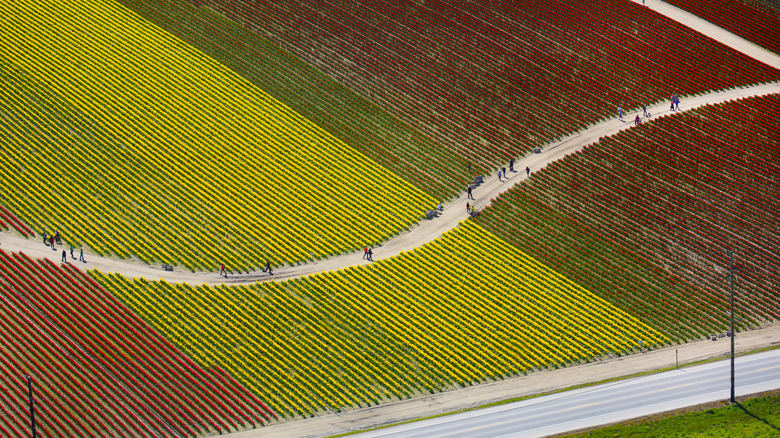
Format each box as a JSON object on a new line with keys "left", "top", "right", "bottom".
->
{"left": 0, "top": 204, "right": 34, "bottom": 238}
{"left": 0, "top": 250, "right": 275, "bottom": 437}
{"left": 476, "top": 94, "right": 780, "bottom": 337}
{"left": 204, "top": 0, "right": 780, "bottom": 168}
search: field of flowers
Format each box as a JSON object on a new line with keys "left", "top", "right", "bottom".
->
{"left": 93, "top": 221, "right": 664, "bottom": 418}
{"left": 476, "top": 94, "right": 779, "bottom": 336}
{"left": 0, "top": 0, "right": 435, "bottom": 272}
{"left": 114, "top": 0, "right": 473, "bottom": 200}
{"left": 0, "top": 250, "right": 275, "bottom": 437}
{"left": 202, "top": 0, "right": 780, "bottom": 168}
{"left": 475, "top": 189, "right": 732, "bottom": 342}
{"left": 664, "top": 0, "right": 780, "bottom": 55}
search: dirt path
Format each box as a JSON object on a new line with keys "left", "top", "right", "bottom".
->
{"left": 2, "top": 82, "right": 778, "bottom": 285}
{"left": 4, "top": 0, "right": 780, "bottom": 285}
{"left": 226, "top": 324, "right": 780, "bottom": 438}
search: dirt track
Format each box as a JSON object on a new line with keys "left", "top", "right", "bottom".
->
{"left": 217, "top": 1, "right": 780, "bottom": 437}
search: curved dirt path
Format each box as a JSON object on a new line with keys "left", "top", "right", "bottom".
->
{"left": 214, "top": 3, "right": 780, "bottom": 435}
{"left": 2, "top": 83, "right": 778, "bottom": 285}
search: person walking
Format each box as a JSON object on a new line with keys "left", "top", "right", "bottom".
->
{"left": 466, "top": 202, "right": 471, "bottom": 214}
{"left": 526, "top": 166, "right": 531, "bottom": 177}
{"left": 79, "top": 248, "right": 85, "bottom": 262}
{"left": 54, "top": 230, "right": 61, "bottom": 244}
{"left": 61, "top": 250, "right": 67, "bottom": 263}
{"left": 617, "top": 106, "right": 623, "bottom": 120}
{"left": 502, "top": 167, "right": 507, "bottom": 179}
{"left": 49, "top": 236, "right": 55, "bottom": 250}
{"left": 263, "top": 260, "right": 273, "bottom": 275}
{"left": 467, "top": 185, "right": 474, "bottom": 200}
{"left": 70, "top": 245, "right": 75, "bottom": 259}
{"left": 674, "top": 95, "right": 680, "bottom": 111}
{"left": 509, "top": 159, "right": 514, "bottom": 172}
{"left": 642, "top": 105, "right": 650, "bottom": 117}
{"left": 670, "top": 95, "right": 676, "bottom": 111}
{"left": 363, "top": 246, "right": 368, "bottom": 259}
{"left": 220, "top": 263, "right": 227, "bottom": 277}
{"left": 42, "top": 231, "right": 48, "bottom": 246}
{"left": 367, "top": 248, "right": 374, "bottom": 262}
{"left": 498, "top": 169, "right": 503, "bottom": 181}
{"left": 635, "top": 114, "right": 641, "bottom": 125}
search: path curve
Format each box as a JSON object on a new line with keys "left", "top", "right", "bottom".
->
{"left": 2, "top": 83, "right": 777, "bottom": 286}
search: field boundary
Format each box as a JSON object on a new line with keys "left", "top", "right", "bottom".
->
{"left": 632, "top": 0, "right": 780, "bottom": 70}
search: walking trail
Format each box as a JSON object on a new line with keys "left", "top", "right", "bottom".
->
{"left": 1, "top": 1, "right": 779, "bottom": 437}
{"left": 1, "top": 83, "right": 777, "bottom": 285}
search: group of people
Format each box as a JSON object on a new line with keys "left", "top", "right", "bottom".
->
{"left": 670, "top": 94, "right": 681, "bottom": 111}
{"left": 219, "top": 259, "right": 273, "bottom": 278}
{"left": 42, "top": 230, "right": 61, "bottom": 248}
{"left": 496, "top": 163, "right": 532, "bottom": 182}
{"left": 43, "top": 230, "right": 85, "bottom": 263}
{"left": 619, "top": 95, "right": 681, "bottom": 125}
{"left": 468, "top": 161, "right": 532, "bottom": 213}
{"left": 498, "top": 164, "right": 533, "bottom": 182}
{"left": 362, "top": 246, "right": 374, "bottom": 262}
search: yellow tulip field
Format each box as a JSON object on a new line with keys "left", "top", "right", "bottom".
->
{"left": 0, "top": 0, "right": 434, "bottom": 271}
{"left": 93, "top": 221, "right": 665, "bottom": 418}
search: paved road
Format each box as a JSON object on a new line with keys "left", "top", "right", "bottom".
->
{"left": 355, "top": 349, "right": 780, "bottom": 438}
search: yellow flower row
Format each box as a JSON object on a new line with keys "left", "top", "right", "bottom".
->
{"left": 93, "top": 221, "right": 666, "bottom": 418}
{"left": 0, "top": 0, "right": 434, "bottom": 270}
